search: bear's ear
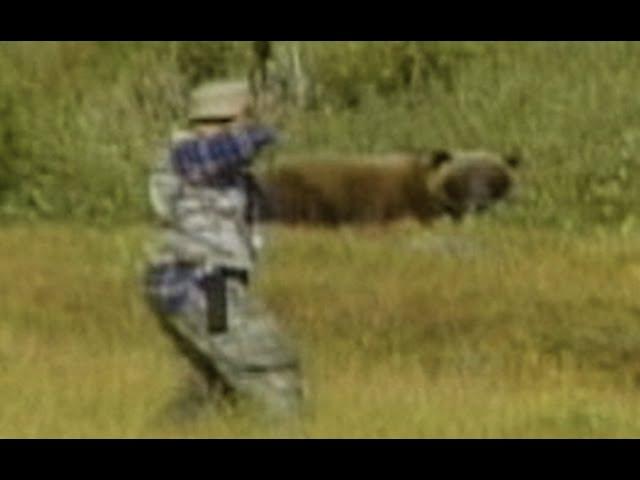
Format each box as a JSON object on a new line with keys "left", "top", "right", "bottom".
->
{"left": 504, "top": 153, "right": 521, "bottom": 169}
{"left": 432, "top": 149, "right": 452, "bottom": 168}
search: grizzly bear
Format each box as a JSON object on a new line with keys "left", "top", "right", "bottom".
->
{"left": 255, "top": 149, "right": 520, "bottom": 225}
{"left": 427, "top": 149, "right": 521, "bottom": 220}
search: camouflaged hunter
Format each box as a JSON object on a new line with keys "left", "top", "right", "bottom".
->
{"left": 144, "top": 80, "right": 303, "bottom": 420}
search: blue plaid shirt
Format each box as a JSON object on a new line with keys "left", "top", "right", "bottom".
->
{"left": 170, "top": 125, "right": 278, "bottom": 186}
{"left": 146, "top": 124, "right": 278, "bottom": 315}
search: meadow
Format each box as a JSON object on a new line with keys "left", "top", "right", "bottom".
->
{"left": 2, "top": 41, "right": 640, "bottom": 437}
{"left": 3, "top": 221, "right": 640, "bottom": 437}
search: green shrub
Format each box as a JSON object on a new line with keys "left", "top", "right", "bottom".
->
{"left": 0, "top": 42, "right": 186, "bottom": 223}
{"left": 175, "top": 41, "right": 250, "bottom": 88}
{"left": 2, "top": 41, "right": 640, "bottom": 233}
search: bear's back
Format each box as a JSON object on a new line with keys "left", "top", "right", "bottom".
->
{"left": 259, "top": 155, "right": 428, "bottom": 224}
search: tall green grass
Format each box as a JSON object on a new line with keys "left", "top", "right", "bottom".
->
{"left": 282, "top": 42, "right": 640, "bottom": 232}
{"left": 3, "top": 41, "right": 640, "bottom": 231}
{"left": 3, "top": 222, "right": 640, "bottom": 438}
{"left": 3, "top": 42, "right": 640, "bottom": 438}
{"left": 0, "top": 42, "right": 184, "bottom": 223}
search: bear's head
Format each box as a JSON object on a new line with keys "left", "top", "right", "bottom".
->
{"left": 418, "top": 149, "right": 521, "bottom": 220}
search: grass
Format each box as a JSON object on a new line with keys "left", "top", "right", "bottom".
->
{"left": 2, "top": 41, "right": 640, "bottom": 232}
{"left": 2, "top": 219, "right": 640, "bottom": 438}
{"left": 4, "top": 41, "right": 640, "bottom": 438}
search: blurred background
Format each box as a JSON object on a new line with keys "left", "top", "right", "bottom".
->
{"left": 3, "top": 42, "right": 640, "bottom": 438}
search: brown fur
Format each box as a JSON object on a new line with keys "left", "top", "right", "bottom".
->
{"left": 256, "top": 150, "right": 519, "bottom": 225}
{"left": 437, "top": 163, "right": 513, "bottom": 219}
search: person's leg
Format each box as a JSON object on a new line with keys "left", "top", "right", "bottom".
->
{"left": 159, "top": 273, "right": 305, "bottom": 419}
{"left": 145, "top": 264, "right": 304, "bottom": 419}
{"left": 216, "top": 278, "right": 304, "bottom": 418}
{"left": 145, "top": 264, "right": 234, "bottom": 420}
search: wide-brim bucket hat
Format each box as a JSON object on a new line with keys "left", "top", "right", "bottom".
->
{"left": 188, "top": 79, "right": 252, "bottom": 121}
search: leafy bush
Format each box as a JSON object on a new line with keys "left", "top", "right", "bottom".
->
{"left": 0, "top": 42, "right": 186, "bottom": 223}
{"left": 2, "top": 41, "right": 640, "bottom": 234}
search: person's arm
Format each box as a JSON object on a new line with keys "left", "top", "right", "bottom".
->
{"left": 169, "top": 126, "right": 280, "bottom": 187}
{"left": 229, "top": 124, "right": 279, "bottom": 167}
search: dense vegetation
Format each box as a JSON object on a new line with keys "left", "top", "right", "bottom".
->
{"left": 3, "top": 42, "right": 640, "bottom": 438}
{"left": 2, "top": 42, "right": 640, "bottom": 232}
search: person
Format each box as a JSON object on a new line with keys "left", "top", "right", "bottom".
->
{"left": 144, "top": 79, "right": 303, "bottom": 421}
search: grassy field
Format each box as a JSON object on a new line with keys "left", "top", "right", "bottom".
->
{"left": 4, "top": 41, "right": 640, "bottom": 438}
{"left": 3, "top": 41, "right": 640, "bottom": 232}
{"left": 3, "top": 219, "right": 640, "bottom": 438}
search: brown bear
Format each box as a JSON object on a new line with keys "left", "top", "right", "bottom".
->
{"left": 255, "top": 149, "right": 520, "bottom": 225}
{"left": 427, "top": 149, "right": 521, "bottom": 220}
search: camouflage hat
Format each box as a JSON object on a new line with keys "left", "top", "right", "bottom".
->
{"left": 188, "top": 80, "right": 252, "bottom": 121}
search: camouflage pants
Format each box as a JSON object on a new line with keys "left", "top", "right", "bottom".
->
{"left": 145, "top": 264, "right": 303, "bottom": 419}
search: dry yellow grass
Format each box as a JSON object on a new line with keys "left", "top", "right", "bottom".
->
{"left": 2, "top": 220, "right": 640, "bottom": 438}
